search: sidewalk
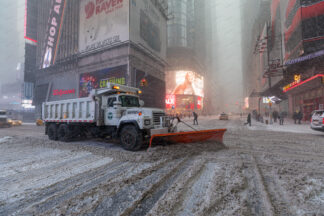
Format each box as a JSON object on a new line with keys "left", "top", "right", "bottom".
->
{"left": 247, "top": 118, "right": 324, "bottom": 135}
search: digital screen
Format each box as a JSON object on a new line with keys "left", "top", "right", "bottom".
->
{"left": 168, "top": 71, "right": 204, "bottom": 98}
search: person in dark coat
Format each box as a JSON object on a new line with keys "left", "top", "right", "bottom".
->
{"left": 293, "top": 111, "right": 298, "bottom": 124}
{"left": 272, "top": 111, "right": 279, "bottom": 123}
{"left": 246, "top": 113, "right": 251, "bottom": 126}
{"left": 279, "top": 112, "right": 285, "bottom": 125}
{"left": 193, "top": 112, "right": 198, "bottom": 125}
{"left": 297, "top": 111, "right": 303, "bottom": 124}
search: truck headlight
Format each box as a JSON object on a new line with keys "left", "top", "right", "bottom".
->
{"left": 144, "top": 119, "right": 151, "bottom": 126}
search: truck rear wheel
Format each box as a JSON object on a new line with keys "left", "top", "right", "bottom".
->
{"left": 120, "top": 125, "right": 143, "bottom": 151}
{"left": 58, "top": 124, "right": 72, "bottom": 142}
{"left": 48, "top": 124, "right": 58, "bottom": 140}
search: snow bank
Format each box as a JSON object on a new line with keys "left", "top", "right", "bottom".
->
{"left": 0, "top": 136, "right": 12, "bottom": 143}
{"left": 248, "top": 120, "right": 323, "bottom": 135}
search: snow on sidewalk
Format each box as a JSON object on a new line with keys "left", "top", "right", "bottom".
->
{"left": 0, "top": 136, "right": 12, "bottom": 143}
{"left": 247, "top": 119, "right": 323, "bottom": 135}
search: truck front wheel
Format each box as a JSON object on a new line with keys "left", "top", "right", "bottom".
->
{"left": 120, "top": 125, "right": 143, "bottom": 151}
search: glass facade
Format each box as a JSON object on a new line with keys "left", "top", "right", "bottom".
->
{"left": 167, "top": 0, "right": 194, "bottom": 48}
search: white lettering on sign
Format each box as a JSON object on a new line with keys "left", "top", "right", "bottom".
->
{"left": 41, "top": 0, "right": 66, "bottom": 69}
{"left": 79, "top": 0, "right": 129, "bottom": 53}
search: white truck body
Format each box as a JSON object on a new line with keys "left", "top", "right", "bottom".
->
{"left": 42, "top": 83, "right": 170, "bottom": 150}
{"left": 42, "top": 97, "right": 96, "bottom": 123}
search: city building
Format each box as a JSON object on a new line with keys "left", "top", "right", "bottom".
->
{"left": 242, "top": 0, "right": 324, "bottom": 121}
{"left": 28, "top": 0, "right": 168, "bottom": 116}
{"left": 165, "top": 0, "right": 213, "bottom": 115}
{"left": 282, "top": 0, "right": 324, "bottom": 120}
{"left": 241, "top": 0, "right": 275, "bottom": 114}
{"left": 0, "top": 0, "right": 37, "bottom": 120}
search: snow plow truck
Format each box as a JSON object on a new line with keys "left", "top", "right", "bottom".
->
{"left": 42, "top": 83, "right": 226, "bottom": 151}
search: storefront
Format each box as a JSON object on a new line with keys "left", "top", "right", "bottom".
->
{"left": 79, "top": 65, "right": 127, "bottom": 98}
{"left": 284, "top": 74, "right": 324, "bottom": 121}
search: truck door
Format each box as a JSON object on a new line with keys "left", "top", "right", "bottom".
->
{"left": 104, "top": 97, "right": 120, "bottom": 126}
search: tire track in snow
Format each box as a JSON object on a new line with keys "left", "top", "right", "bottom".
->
{"left": 128, "top": 159, "right": 193, "bottom": 216}
{"left": 147, "top": 158, "right": 206, "bottom": 216}
{"left": 40, "top": 159, "right": 173, "bottom": 216}
{"left": 248, "top": 155, "right": 275, "bottom": 216}
{"left": 0, "top": 159, "right": 119, "bottom": 215}
{"left": 91, "top": 158, "right": 187, "bottom": 216}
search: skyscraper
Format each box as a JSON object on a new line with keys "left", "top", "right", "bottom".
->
{"left": 166, "top": 0, "right": 214, "bottom": 114}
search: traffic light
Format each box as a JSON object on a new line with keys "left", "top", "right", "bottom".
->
{"left": 140, "top": 78, "right": 148, "bottom": 87}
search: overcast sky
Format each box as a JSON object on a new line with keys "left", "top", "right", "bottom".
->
{"left": 0, "top": 0, "right": 25, "bottom": 86}
{"left": 211, "top": 0, "right": 244, "bottom": 111}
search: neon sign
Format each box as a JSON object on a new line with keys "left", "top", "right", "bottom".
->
{"left": 283, "top": 74, "right": 301, "bottom": 92}
{"left": 197, "top": 97, "right": 203, "bottom": 110}
{"left": 53, "top": 89, "right": 75, "bottom": 96}
{"left": 165, "top": 95, "right": 176, "bottom": 109}
{"left": 283, "top": 74, "right": 324, "bottom": 92}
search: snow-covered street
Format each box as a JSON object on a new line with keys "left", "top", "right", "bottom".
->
{"left": 0, "top": 116, "right": 324, "bottom": 215}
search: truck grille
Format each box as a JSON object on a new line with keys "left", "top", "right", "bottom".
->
{"left": 153, "top": 112, "right": 165, "bottom": 125}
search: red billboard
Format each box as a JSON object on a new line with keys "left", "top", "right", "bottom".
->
{"left": 165, "top": 95, "right": 176, "bottom": 109}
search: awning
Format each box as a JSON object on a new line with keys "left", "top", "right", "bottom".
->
{"left": 249, "top": 90, "right": 263, "bottom": 98}
{"left": 284, "top": 49, "right": 324, "bottom": 66}
{"left": 261, "top": 79, "right": 288, "bottom": 100}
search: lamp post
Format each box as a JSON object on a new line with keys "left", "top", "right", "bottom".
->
{"left": 269, "top": 102, "right": 273, "bottom": 124}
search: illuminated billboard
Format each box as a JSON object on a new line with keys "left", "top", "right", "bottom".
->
{"left": 165, "top": 71, "right": 204, "bottom": 110}
{"left": 79, "top": 0, "right": 129, "bottom": 53}
{"left": 166, "top": 71, "right": 204, "bottom": 98}
{"left": 79, "top": 65, "right": 127, "bottom": 97}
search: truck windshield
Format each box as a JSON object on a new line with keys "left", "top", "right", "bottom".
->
{"left": 119, "top": 95, "right": 140, "bottom": 107}
{"left": 314, "top": 111, "right": 324, "bottom": 117}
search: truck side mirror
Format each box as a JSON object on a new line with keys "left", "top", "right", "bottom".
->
{"left": 113, "top": 101, "right": 122, "bottom": 108}
{"left": 139, "top": 100, "right": 144, "bottom": 107}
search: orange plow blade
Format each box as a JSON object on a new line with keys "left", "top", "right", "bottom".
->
{"left": 149, "top": 129, "right": 227, "bottom": 148}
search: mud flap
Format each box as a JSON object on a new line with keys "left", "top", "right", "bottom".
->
{"left": 149, "top": 129, "right": 227, "bottom": 148}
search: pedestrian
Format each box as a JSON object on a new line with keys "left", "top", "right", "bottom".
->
{"left": 272, "top": 111, "right": 278, "bottom": 123}
{"left": 193, "top": 112, "right": 198, "bottom": 125}
{"left": 279, "top": 112, "right": 285, "bottom": 125}
{"left": 297, "top": 110, "right": 303, "bottom": 124}
{"left": 293, "top": 111, "right": 298, "bottom": 124}
{"left": 246, "top": 113, "right": 251, "bottom": 126}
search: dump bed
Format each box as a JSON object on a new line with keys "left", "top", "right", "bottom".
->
{"left": 42, "top": 97, "right": 96, "bottom": 123}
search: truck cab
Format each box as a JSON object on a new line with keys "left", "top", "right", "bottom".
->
{"left": 102, "top": 94, "right": 139, "bottom": 126}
